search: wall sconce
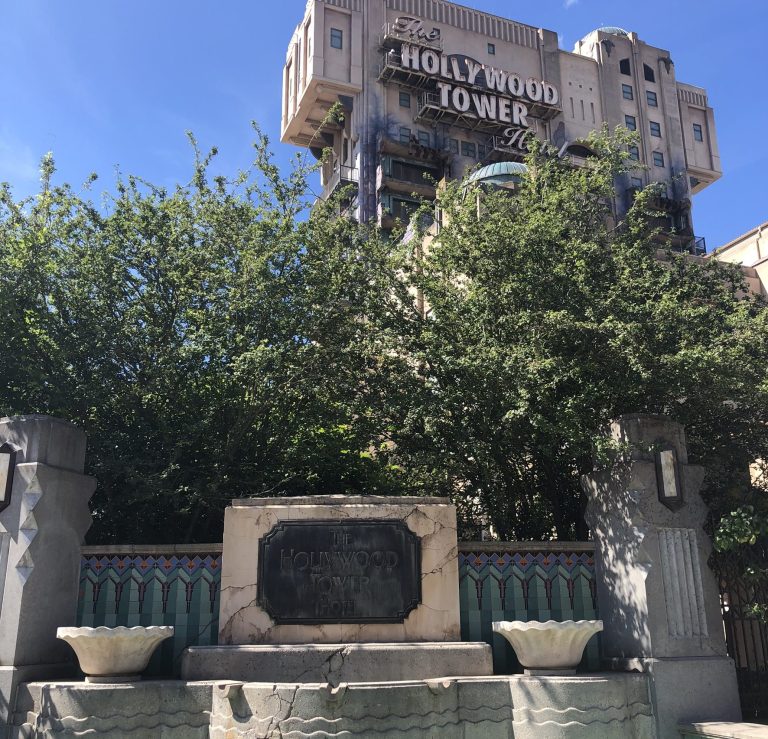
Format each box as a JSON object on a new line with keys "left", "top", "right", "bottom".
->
{"left": 655, "top": 445, "right": 683, "bottom": 510}
{"left": 0, "top": 443, "right": 17, "bottom": 514}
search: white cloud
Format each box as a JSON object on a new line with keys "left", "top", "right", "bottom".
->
{"left": 564, "top": 0, "right": 579, "bottom": 7}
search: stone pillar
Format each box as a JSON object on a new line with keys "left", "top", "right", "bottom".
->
{"left": 583, "top": 414, "right": 741, "bottom": 738}
{"left": 0, "top": 416, "right": 95, "bottom": 733}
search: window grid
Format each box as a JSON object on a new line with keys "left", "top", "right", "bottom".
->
{"left": 646, "top": 91, "right": 658, "bottom": 107}
{"left": 417, "top": 131, "right": 430, "bottom": 147}
{"left": 622, "top": 84, "right": 634, "bottom": 100}
{"left": 461, "top": 141, "right": 476, "bottom": 158}
{"left": 693, "top": 123, "right": 704, "bottom": 142}
{"left": 625, "top": 115, "right": 637, "bottom": 131}
{"left": 488, "top": 43, "right": 496, "bottom": 55}
{"left": 650, "top": 121, "right": 662, "bottom": 137}
{"left": 399, "top": 91, "right": 411, "bottom": 108}
{"left": 628, "top": 145, "right": 640, "bottom": 161}
{"left": 399, "top": 126, "right": 411, "bottom": 145}
{"left": 653, "top": 151, "right": 665, "bottom": 167}
{"left": 330, "top": 28, "right": 343, "bottom": 49}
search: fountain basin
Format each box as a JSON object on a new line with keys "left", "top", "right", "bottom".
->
{"left": 57, "top": 626, "right": 174, "bottom": 682}
{"left": 492, "top": 619, "right": 603, "bottom": 675}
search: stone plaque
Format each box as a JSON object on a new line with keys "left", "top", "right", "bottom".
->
{"left": 258, "top": 519, "right": 421, "bottom": 624}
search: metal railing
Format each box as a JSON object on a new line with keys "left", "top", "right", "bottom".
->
{"left": 710, "top": 540, "right": 768, "bottom": 721}
{"left": 323, "top": 164, "right": 359, "bottom": 199}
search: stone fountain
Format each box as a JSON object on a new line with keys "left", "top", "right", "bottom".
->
{"left": 1, "top": 414, "right": 750, "bottom": 738}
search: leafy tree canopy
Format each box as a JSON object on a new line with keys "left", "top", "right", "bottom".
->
{"left": 1, "top": 125, "right": 767, "bottom": 543}
{"left": 400, "top": 129, "right": 768, "bottom": 539}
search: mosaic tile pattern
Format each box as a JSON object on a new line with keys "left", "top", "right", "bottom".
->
{"left": 77, "top": 544, "right": 597, "bottom": 676}
{"left": 77, "top": 552, "right": 221, "bottom": 676}
{"left": 458, "top": 548, "right": 599, "bottom": 673}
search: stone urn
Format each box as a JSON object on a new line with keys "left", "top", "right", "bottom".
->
{"left": 492, "top": 619, "right": 603, "bottom": 675}
{"left": 57, "top": 626, "right": 174, "bottom": 682}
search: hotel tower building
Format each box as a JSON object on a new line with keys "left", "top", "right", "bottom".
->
{"left": 282, "top": 0, "right": 720, "bottom": 251}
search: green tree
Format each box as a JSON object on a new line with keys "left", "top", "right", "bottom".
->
{"left": 398, "top": 129, "right": 768, "bottom": 539}
{"left": 2, "top": 126, "right": 767, "bottom": 545}
{"left": 0, "top": 131, "right": 418, "bottom": 542}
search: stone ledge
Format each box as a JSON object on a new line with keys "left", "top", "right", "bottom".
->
{"left": 679, "top": 723, "right": 768, "bottom": 739}
{"left": 181, "top": 642, "right": 493, "bottom": 684}
{"left": 229, "top": 494, "right": 452, "bottom": 506}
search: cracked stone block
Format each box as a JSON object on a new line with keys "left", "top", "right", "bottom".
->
{"left": 218, "top": 495, "right": 461, "bottom": 644}
{"left": 181, "top": 642, "right": 493, "bottom": 683}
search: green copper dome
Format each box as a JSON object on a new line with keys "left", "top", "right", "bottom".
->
{"left": 596, "top": 26, "right": 630, "bottom": 37}
{"left": 465, "top": 161, "right": 528, "bottom": 187}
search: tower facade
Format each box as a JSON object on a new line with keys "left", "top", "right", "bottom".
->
{"left": 282, "top": 0, "right": 720, "bottom": 250}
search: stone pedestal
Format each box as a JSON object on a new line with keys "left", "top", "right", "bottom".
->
{"left": 218, "top": 495, "right": 460, "bottom": 645}
{"left": 583, "top": 414, "right": 741, "bottom": 738}
{"left": 207, "top": 673, "right": 654, "bottom": 738}
{"left": 0, "top": 416, "right": 95, "bottom": 735}
{"left": 181, "top": 642, "right": 493, "bottom": 684}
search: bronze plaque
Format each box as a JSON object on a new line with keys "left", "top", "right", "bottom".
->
{"left": 257, "top": 519, "right": 421, "bottom": 624}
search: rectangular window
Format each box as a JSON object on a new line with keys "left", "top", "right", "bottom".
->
{"left": 390, "top": 159, "right": 438, "bottom": 184}
{"left": 643, "top": 64, "right": 656, "bottom": 83}
{"left": 653, "top": 151, "right": 665, "bottom": 167}
{"left": 449, "top": 138, "right": 459, "bottom": 154}
{"left": 399, "top": 91, "right": 411, "bottom": 108}
{"left": 390, "top": 197, "right": 418, "bottom": 220}
{"left": 330, "top": 28, "right": 343, "bottom": 49}
{"left": 693, "top": 123, "right": 703, "bottom": 142}
{"left": 628, "top": 145, "right": 640, "bottom": 161}
{"left": 631, "top": 176, "right": 643, "bottom": 188}
{"left": 399, "top": 126, "right": 411, "bottom": 145}
{"left": 461, "top": 141, "right": 476, "bottom": 157}
{"left": 488, "top": 43, "right": 496, "bottom": 55}
{"left": 622, "top": 84, "right": 633, "bottom": 100}
{"left": 478, "top": 144, "right": 486, "bottom": 158}
{"left": 417, "top": 130, "right": 430, "bottom": 147}
{"left": 646, "top": 90, "right": 658, "bottom": 107}
{"left": 625, "top": 114, "right": 637, "bottom": 131}
{"left": 619, "top": 58, "right": 631, "bottom": 76}
{"left": 650, "top": 121, "right": 662, "bottom": 137}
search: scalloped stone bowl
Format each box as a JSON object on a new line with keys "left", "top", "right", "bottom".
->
{"left": 57, "top": 626, "right": 174, "bottom": 682}
{"left": 492, "top": 619, "right": 603, "bottom": 675}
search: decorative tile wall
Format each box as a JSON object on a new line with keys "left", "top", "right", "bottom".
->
{"left": 77, "top": 548, "right": 222, "bottom": 676}
{"left": 77, "top": 542, "right": 597, "bottom": 676}
{"left": 458, "top": 546, "right": 599, "bottom": 673}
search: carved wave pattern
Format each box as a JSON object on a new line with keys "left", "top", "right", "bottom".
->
{"left": 512, "top": 701, "right": 653, "bottom": 727}
{"left": 19, "top": 709, "right": 210, "bottom": 737}
{"left": 210, "top": 702, "right": 513, "bottom": 738}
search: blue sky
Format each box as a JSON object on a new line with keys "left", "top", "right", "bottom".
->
{"left": 1, "top": 0, "right": 765, "bottom": 249}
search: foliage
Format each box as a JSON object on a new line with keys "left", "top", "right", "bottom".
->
{"left": 716, "top": 506, "right": 768, "bottom": 549}
{"left": 715, "top": 506, "right": 768, "bottom": 623}
{"left": 2, "top": 125, "right": 768, "bottom": 544}
{"left": 0, "top": 128, "right": 418, "bottom": 542}
{"left": 398, "top": 129, "right": 768, "bottom": 539}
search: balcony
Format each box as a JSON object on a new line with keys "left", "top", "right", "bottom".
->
{"left": 377, "top": 159, "right": 439, "bottom": 199}
{"left": 480, "top": 134, "right": 531, "bottom": 162}
{"left": 665, "top": 235, "right": 706, "bottom": 256}
{"left": 377, "top": 132, "right": 447, "bottom": 165}
{"left": 322, "top": 163, "right": 359, "bottom": 200}
{"left": 378, "top": 50, "right": 433, "bottom": 88}
{"left": 415, "top": 92, "right": 501, "bottom": 134}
